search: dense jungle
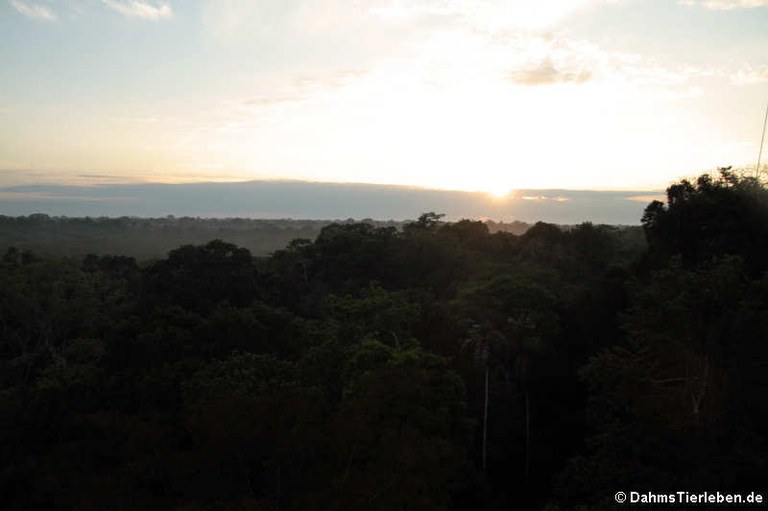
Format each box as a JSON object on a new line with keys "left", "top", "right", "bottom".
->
{"left": 1, "top": 170, "right": 767, "bottom": 510}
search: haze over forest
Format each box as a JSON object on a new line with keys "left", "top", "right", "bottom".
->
{"left": 0, "top": 180, "right": 661, "bottom": 225}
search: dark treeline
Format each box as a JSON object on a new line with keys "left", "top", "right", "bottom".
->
{"left": 0, "top": 169, "right": 766, "bottom": 510}
{"left": 0, "top": 215, "right": 534, "bottom": 260}
{"left": 0, "top": 216, "right": 369, "bottom": 260}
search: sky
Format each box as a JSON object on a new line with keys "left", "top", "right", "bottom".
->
{"left": 0, "top": 0, "right": 767, "bottom": 197}
{"left": 0, "top": 180, "right": 660, "bottom": 223}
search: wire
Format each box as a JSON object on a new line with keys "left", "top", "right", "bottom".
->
{"left": 757, "top": 103, "right": 768, "bottom": 180}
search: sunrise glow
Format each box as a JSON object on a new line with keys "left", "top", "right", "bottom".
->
{"left": 0, "top": 0, "right": 766, "bottom": 192}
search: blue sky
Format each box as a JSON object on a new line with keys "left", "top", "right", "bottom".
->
{"left": 1, "top": 0, "right": 767, "bottom": 195}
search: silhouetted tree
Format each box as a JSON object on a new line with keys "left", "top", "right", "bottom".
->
{"left": 642, "top": 168, "right": 768, "bottom": 275}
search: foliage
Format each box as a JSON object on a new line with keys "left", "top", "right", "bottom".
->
{"left": 2, "top": 172, "right": 767, "bottom": 510}
{"left": 641, "top": 168, "right": 768, "bottom": 274}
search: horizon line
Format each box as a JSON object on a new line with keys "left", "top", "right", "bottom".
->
{"left": 0, "top": 176, "right": 667, "bottom": 195}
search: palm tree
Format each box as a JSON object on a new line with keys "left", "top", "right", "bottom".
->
{"left": 461, "top": 320, "right": 505, "bottom": 474}
{"left": 461, "top": 276, "right": 557, "bottom": 481}
{"left": 508, "top": 331, "right": 548, "bottom": 481}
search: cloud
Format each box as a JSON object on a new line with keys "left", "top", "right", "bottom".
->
{"left": 244, "top": 95, "right": 304, "bottom": 107}
{"left": 603, "top": 55, "right": 717, "bottom": 97}
{"left": 679, "top": 0, "right": 768, "bottom": 9}
{"left": 500, "top": 36, "right": 607, "bottom": 88}
{"left": 0, "top": 191, "right": 133, "bottom": 202}
{"left": 203, "top": 0, "right": 603, "bottom": 48}
{"left": 75, "top": 174, "right": 145, "bottom": 184}
{"left": 9, "top": 0, "right": 56, "bottom": 21}
{"left": 368, "top": 0, "right": 600, "bottom": 30}
{"left": 509, "top": 57, "right": 592, "bottom": 85}
{"left": 625, "top": 194, "right": 666, "bottom": 203}
{"left": 508, "top": 35, "right": 715, "bottom": 92}
{"left": 101, "top": 0, "right": 173, "bottom": 20}
{"left": 731, "top": 66, "right": 768, "bottom": 85}
{"left": 0, "top": 160, "right": 27, "bottom": 169}
{"left": 519, "top": 194, "right": 571, "bottom": 202}
{"left": 110, "top": 115, "right": 174, "bottom": 123}
{"left": 242, "top": 70, "right": 367, "bottom": 108}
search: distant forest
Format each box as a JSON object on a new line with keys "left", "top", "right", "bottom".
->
{"left": 1, "top": 170, "right": 767, "bottom": 510}
{"left": 0, "top": 215, "right": 535, "bottom": 260}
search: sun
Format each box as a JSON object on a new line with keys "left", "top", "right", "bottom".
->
{"left": 487, "top": 187, "right": 511, "bottom": 200}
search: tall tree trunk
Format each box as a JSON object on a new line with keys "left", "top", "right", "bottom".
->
{"left": 276, "top": 463, "right": 282, "bottom": 511}
{"left": 482, "top": 363, "right": 489, "bottom": 474}
{"left": 524, "top": 390, "right": 530, "bottom": 481}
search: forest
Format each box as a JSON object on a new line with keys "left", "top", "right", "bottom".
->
{"left": 0, "top": 214, "right": 535, "bottom": 260}
{"left": 1, "top": 169, "right": 767, "bottom": 510}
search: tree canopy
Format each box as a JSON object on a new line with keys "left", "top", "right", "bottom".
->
{"left": 1, "top": 170, "right": 767, "bottom": 510}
